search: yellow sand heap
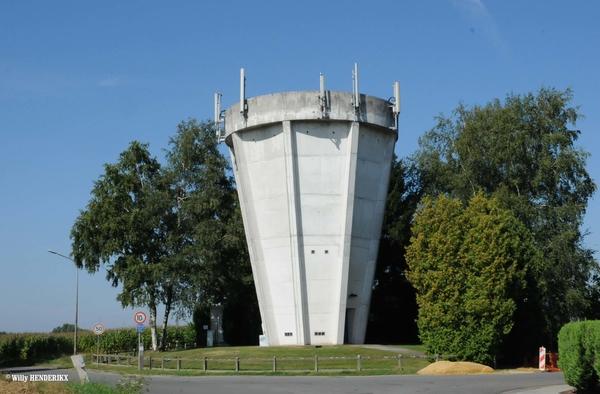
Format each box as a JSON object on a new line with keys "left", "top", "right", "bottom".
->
{"left": 418, "top": 360, "right": 494, "bottom": 375}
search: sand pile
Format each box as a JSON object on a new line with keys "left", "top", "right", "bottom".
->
{"left": 418, "top": 360, "right": 494, "bottom": 375}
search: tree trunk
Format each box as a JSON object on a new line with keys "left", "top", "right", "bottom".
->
{"left": 149, "top": 298, "right": 158, "bottom": 351}
{"left": 159, "top": 287, "right": 173, "bottom": 351}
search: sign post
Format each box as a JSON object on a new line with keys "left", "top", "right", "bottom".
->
{"left": 134, "top": 312, "right": 147, "bottom": 371}
{"left": 93, "top": 323, "right": 105, "bottom": 367}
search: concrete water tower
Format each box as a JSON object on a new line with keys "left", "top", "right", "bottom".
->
{"left": 215, "top": 65, "right": 400, "bottom": 345}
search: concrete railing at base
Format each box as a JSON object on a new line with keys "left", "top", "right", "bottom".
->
{"left": 90, "top": 353, "right": 453, "bottom": 373}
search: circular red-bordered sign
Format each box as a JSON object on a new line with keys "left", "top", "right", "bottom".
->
{"left": 93, "top": 323, "right": 105, "bottom": 335}
{"left": 133, "top": 311, "right": 147, "bottom": 325}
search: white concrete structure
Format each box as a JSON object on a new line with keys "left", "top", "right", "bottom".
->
{"left": 223, "top": 85, "right": 399, "bottom": 346}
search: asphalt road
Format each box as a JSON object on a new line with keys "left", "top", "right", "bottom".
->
{"left": 1, "top": 366, "right": 568, "bottom": 394}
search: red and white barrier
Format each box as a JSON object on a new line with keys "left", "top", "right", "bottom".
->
{"left": 539, "top": 346, "right": 546, "bottom": 371}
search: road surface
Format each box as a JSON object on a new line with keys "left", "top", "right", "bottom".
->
{"left": 1, "top": 366, "right": 568, "bottom": 394}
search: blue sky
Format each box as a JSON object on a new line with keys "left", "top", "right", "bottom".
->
{"left": 1, "top": 1, "right": 599, "bottom": 333}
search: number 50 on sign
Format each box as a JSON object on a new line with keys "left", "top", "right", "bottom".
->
{"left": 93, "top": 323, "right": 105, "bottom": 335}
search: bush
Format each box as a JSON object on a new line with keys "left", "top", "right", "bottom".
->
{"left": 405, "top": 193, "right": 540, "bottom": 365}
{"left": 558, "top": 321, "right": 600, "bottom": 391}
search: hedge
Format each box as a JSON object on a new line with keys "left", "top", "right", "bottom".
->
{"left": 0, "top": 325, "right": 196, "bottom": 363}
{"left": 558, "top": 320, "right": 600, "bottom": 391}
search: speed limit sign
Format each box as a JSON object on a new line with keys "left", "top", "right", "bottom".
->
{"left": 134, "top": 311, "right": 147, "bottom": 325}
{"left": 93, "top": 323, "right": 105, "bottom": 335}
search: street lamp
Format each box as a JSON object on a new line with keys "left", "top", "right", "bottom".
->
{"left": 47, "top": 249, "right": 79, "bottom": 355}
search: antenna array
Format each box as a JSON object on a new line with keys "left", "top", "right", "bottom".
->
{"left": 214, "top": 93, "right": 225, "bottom": 142}
{"left": 352, "top": 63, "right": 360, "bottom": 119}
{"left": 240, "top": 68, "right": 247, "bottom": 115}
{"left": 390, "top": 81, "right": 401, "bottom": 130}
{"left": 213, "top": 64, "right": 402, "bottom": 142}
{"left": 319, "top": 73, "right": 328, "bottom": 119}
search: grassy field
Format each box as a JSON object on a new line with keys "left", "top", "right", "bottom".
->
{"left": 82, "top": 344, "right": 430, "bottom": 375}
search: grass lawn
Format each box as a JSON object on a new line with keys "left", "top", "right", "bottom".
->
{"left": 76, "top": 344, "right": 431, "bottom": 376}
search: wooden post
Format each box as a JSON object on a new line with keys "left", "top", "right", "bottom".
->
{"left": 273, "top": 356, "right": 277, "bottom": 372}
{"left": 107, "top": 355, "right": 111, "bottom": 365}
{"left": 203, "top": 357, "right": 207, "bottom": 372}
{"left": 117, "top": 355, "right": 121, "bottom": 366}
{"left": 162, "top": 357, "right": 165, "bottom": 370}
{"left": 177, "top": 357, "right": 182, "bottom": 371}
{"left": 127, "top": 356, "right": 131, "bottom": 366}
{"left": 235, "top": 357, "right": 240, "bottom": 372}
{"left": 357, "top": 355, "right": 361, "bottom": 371}
{"left": 314, "top": 356, "right": 318, "bottom": 372}
{"left": 398, "top": 355, "right": 402, "bottom": 370}
{"left": 435, "top": 354, "right": 440, "bottom": 363}
{"left": 149, "top": 357, "right": 153, "bottom": 370}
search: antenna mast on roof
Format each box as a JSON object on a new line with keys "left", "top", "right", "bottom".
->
{"left": 214, "top": 93, "right": 225, "bottom": 142}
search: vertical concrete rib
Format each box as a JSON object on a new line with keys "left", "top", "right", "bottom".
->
{"left": 228, "top": 141, "right": 272, "bottom": 341}
{"left": 355, "top": 259, "right": 376, "bottom": 343}
{"left": 334, "top": 121, "right": 360, "bottom": 343}
{"left": 283, "top": 120, "right": 308, "bottom": 344}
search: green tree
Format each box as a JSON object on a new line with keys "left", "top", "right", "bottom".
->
{"left": 411, "top": 87, "right": 597, "bottom": 352}
{"left": 406, "top": 193, "right": 541, "bottom": 365}
{"left": 70, "top": 120, "right": 257, "bottom": 350}
{"left": 165, "top": 120, "right": 246, "bottom": 309}
{"left": 71, "top": 141, "right": 174, "bottom": 350}
{"left": 164, "top": 120, "right": 259, "bottom": 345}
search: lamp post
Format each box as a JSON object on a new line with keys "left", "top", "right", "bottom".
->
{"left": 47, "top": 249, "right": 78, "bottom": 355}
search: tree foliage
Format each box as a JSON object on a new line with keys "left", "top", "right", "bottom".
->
{"left": 558, "top": 321, "right": 600, "bottom": 391}
{"left": 70, "top": 120, "right": 257, "bottom": 349}
{"left": 71, "top": 141, "right": 172, "bottom": 350}
{"left": 406, "top": 193, "right": 541, "bottom": 365}
{"left": 411, "top": 87, "right": 597, "bottom": 352}
{"left": 163, "top": 120, "right": 259, "bottom": 345}
{"left": 164, "top": 120, "right": 251, "bottom": 311}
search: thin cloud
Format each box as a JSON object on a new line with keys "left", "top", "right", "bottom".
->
{"left": 453, "top": 0, "right": 510, "bottom": 56}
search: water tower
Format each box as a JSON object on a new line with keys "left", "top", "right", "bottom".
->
{"left": 215, "top": 65, "right": 400, "bottom": 345}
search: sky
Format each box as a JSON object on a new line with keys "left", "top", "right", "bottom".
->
{"left": 1, "top": 1, "right": 599, "bottom": 333}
